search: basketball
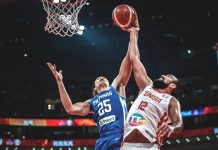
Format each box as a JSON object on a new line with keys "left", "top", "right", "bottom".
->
{"left": 112, "top": 4, "right": 137, "bottom": 29}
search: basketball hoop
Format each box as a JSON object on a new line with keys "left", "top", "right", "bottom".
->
{"left": 41, "top": 0, "right": 87, "bottom": 37}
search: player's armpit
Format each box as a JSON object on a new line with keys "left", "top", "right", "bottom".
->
{"left": 117, "top": 83, "right": 126, "bottom": 98}
{"left": 111, "top": 78, "right": 126, "bottom": 98}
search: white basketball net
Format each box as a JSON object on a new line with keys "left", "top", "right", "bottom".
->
{"left": 41, "top": 0, "right": 87, "bottom": 37}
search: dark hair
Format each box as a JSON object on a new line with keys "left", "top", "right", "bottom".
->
{"left": 92, "top": 82, "right": 97, "bottom": 97}
{"left": 171, "top": 79, "right": 181, "bottom": 97}
{"left": 91, "top": 76, "right": 109, "bottom": 97}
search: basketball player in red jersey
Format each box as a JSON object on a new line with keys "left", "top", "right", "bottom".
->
{"left": 121, "top": 21, "right": 183, "bottom": 149}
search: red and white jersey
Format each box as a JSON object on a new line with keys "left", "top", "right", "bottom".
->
{"left": 124, "top": 86, "right": 172, "bottom": 143}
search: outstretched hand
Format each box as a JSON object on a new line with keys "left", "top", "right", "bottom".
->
{"left": 47, "top": 62, "right": 63, "bottom": 81}
{"left": 127, "top": 17, "right": 140, "bottom": 32}
{"left": 121, "top": 21, "right": 140, "bottom": 32}
{"left": 128, "top": 27, "right": 139, "bottom": 33}
{"left": 157, "top": 123, "right": 174, "bottom": 138}
{"left": 121, "top": 11, "right": 140, "bottom": 32}
{"left": 128, "top": 7, "right": 140, "bottom": 31}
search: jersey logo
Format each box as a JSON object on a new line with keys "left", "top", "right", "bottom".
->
{"left": 93, "top": 91, "right": 113, "bottom": 106}
{"left": 99, "top": 115, "right": 116, "bottom": 126}
{"left": 143, "top": 91, "right": 162, "bottom": 103}
{"left": 128, "top": 113, "right": 148, "bottom": 126}
{"left": 98, "top": 91, "right": 112, "bottom": 99}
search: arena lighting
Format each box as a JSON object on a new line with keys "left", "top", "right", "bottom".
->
{"left": 48, "top": 104, "right": 52, "bottom": 110}
{"left": 0, "top": 135, "right": 218, "bottom": 147}
{"left": 77, "top": 30, "right": 83, "bottom": 35}
{"left": 0, "top": 118, "right": 96, "bottom": 126}
{"left": 47, "top": 104, "right": 55, "bottom": 110}
{"left": 53, "top": 140, "right": 73, "bottom": 147}
{"left": 176, "top": 139, "right": 181, "bottom": 143}
{"left": 2, "top": 103, "right": 218, "bottom": 126}
{"left": 185, "top": 138, "right": 190, "bottom": 143}
{"left": 76, "top": 25, "right": 85, "bottom": 35}
{"left": 187, "top": 49, "right": 192, "bottom": 54}
{"left": 79, "top": 25, "right": 85, "bottom": 30}
{"left": 24, "top": 53, "right": 28, "bottom": 57}
{"left": 216, "top": 42, "right": 218, "bottom": 64}
{"left": 181, "top": 105, "right": 218, "bottom": 117}
{"left": 163, "top": 134, "right": 218, "bottom": 145}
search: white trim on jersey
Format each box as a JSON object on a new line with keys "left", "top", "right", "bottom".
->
{"left": 119, "top": 96, "right": 127, "bottom": 127}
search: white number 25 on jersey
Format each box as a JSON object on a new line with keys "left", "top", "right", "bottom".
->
{"left": 98, "top": 99, "right": 112, "bottom": 116}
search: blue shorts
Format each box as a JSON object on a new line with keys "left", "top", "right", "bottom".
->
{"left": 95, "top": 132, "right": 123, "bottom": 150}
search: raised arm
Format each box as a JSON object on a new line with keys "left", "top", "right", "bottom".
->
{"left": 129, "top": 28, "right": 153, "bottom": 92}
{"left": 47, "top": 63, "right": 91, "bottom": 116}
{"left": 111, "top": 42, "right": 132, "bottom": 97}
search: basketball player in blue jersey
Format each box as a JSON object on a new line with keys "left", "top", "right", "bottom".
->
{"left": 47, "top": 40, "right": 133, "bottom": 149}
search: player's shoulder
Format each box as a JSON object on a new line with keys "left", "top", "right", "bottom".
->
{"left": 146, "top": 85, "right": 160, "bottom": 92}
{"left": 139, "top": 85, "right": 152, "bottom": 93}
{"left": 162, "top": 93, "right": 172, "bottom": 99}
{"left": 109, "top": 85, "right": 119, "bottom": 93}
{"left": 110, "top": 84, "right": 119, "bottom": 90}
{"left": 86, "top": 98, "right": 94, "bottom": 104}
{"left": 110, "top": 84, "right": 126, "bottom": 99}
{"left": 169, "top": 96, "right": 180, "bottom": 106}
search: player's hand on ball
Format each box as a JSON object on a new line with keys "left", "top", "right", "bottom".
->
{"left": 132, "top": 18, "right": 140, "bottom": 31}
{"left": 127, "top": 18, "right": 140, "bottom": 32}
{"left": 47, "top": 62, "right": 63, "bottom": 81}
{"left": 157, "top": 123, "right": 174, "bottom": 138}
{"left": 130, "top": 7, "right": 140, "bottom": 31}
{"left": 122, "top": 15, "right": 140, "bottom": 32}
{"left": 128, "top": 27, "right": 139, "bottom": 32}
{"left": 120, "top": 27, "right": 131, "bottom": 32}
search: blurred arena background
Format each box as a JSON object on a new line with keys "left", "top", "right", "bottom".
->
{"left": 0, "top": 0, "right": 218, "bottom": 149}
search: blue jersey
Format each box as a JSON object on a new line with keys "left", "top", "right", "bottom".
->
{"left": 89, "top": 86, "right": 127, "bottom": 135}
